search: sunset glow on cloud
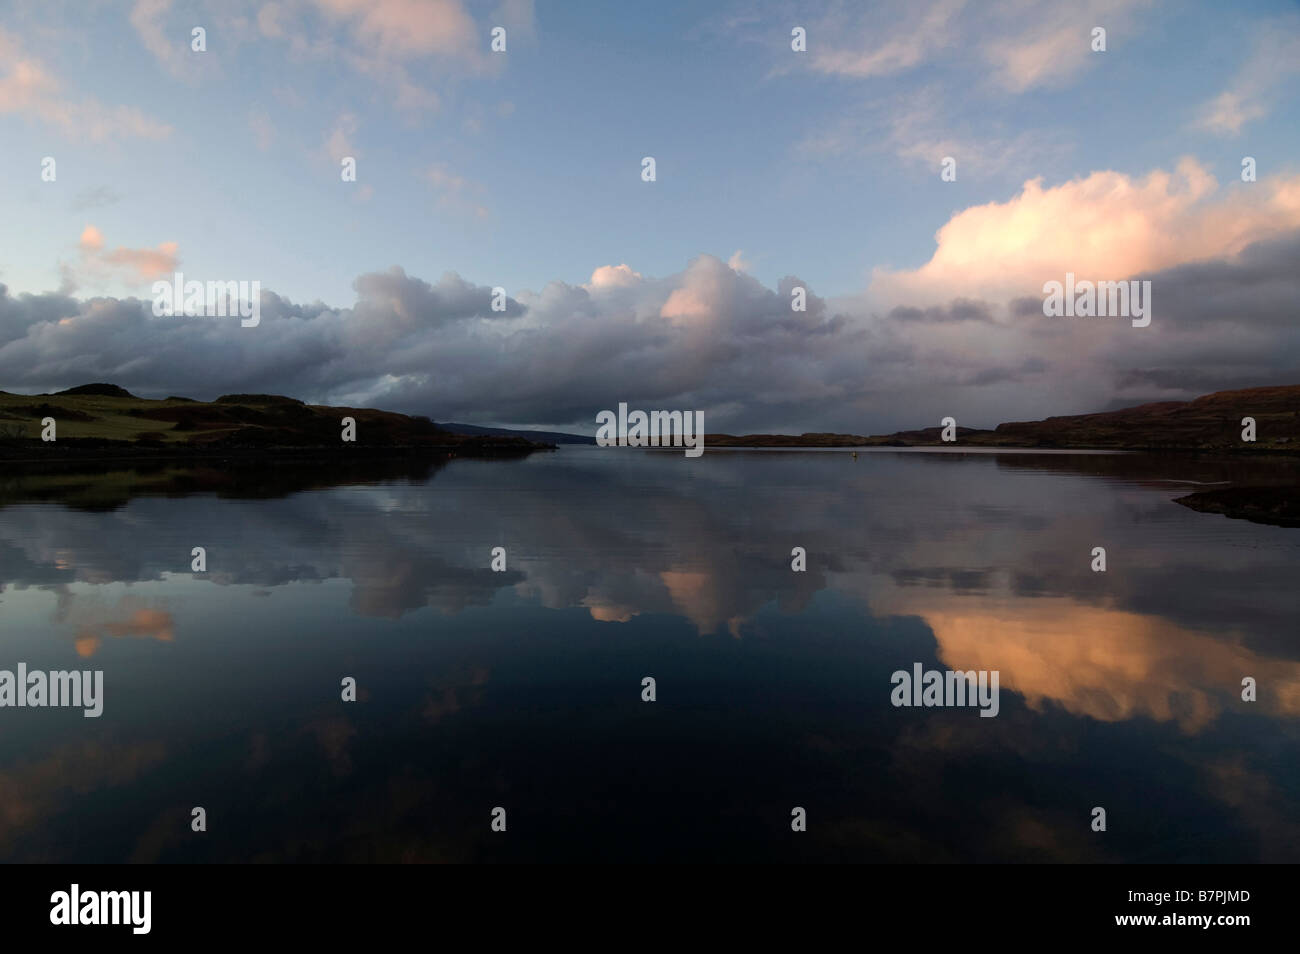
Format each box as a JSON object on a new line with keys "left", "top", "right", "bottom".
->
{"left": 872, "top": 161, "right": 1300, "bottom": 305}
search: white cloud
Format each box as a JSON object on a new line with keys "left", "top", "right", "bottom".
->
{"left": 586, "top": 264, "right": 643, "bottom": 289}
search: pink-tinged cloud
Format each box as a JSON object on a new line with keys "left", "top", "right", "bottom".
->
{"left": 660, "top": 256, "right": 732, "bottom": 325}
{"left": 313, "top": 0, "right": 478, "bottom": 58}
{"left": 130, "top": 0, "right": 188, "bottom": 78}
{"left": 77, "top": 225, "right": 180, "bottom": 284}
{"left": 0, "top": 28, "right": 171, "bottom": 142}
{"left": 54, "top": 593, "right": 176, "bottom": 659}
{"left": 659, "top": 569, "right": 746, "bottom": 638}
{"left": 784, "top": 0, "right": 1145, "bottom": 93}
{"left": 982, "top": 0, "right": 1148, "bottom": 92}
{"left": 102, "top": 243, "right": 181, "bottom": 282}
{"left": 879, "top": 595, "right": 1300, "bottom": 734}
{"left": 871, "top": 159, "right": 1300, "bottom": 305}
{"left": 78, "top": 225, "right": 105, "bottom": 253}
{"left": 0, "top": 32, "right": 59, "bottom": 108}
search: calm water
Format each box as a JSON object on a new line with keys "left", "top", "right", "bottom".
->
{"left": 1, "top": 447, "right": 1298, "bottom": 862}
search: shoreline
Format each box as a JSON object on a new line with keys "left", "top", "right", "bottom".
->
{"left": 0, "top": 441, "right": 554, "bottom": 464}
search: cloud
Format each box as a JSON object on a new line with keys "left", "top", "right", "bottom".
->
{"left": 130, "top": 0, "right": 190, "bottom": 78}
{"left": 981, "top": 0, "right": 1147, "bottom": 93}
{"left": 0, "top": 255, "right": 853, "bottom": 432}
{"left": 585, "top": 264, "right": 642, "bottom": 289}
{"left": 883, "top": 594, "right": 1300, "bottom": 733}
{"left": 1195, "top": 91, "right": 1266, "bottom": 138}
{"left": 70, "top": 225, "right": 180, "bottom": 288}
{"left": 78, "top": 226, "right": 105, "bottom": 253}
{"left": 1193, "top": 23, "right": 1300, "bottom": 136}
{"left": 323, "top": 111, "right": 359, "bottom": 163}
{"left": 312, "top": 0, "right": 478, "bottom": 59}
{"left": 0, "top": 739, "right": 167, "bottom": 846}
{"left": 757, "top": 0, "right": 1145, "bottom": 92}
{"left": 0, "top": 217, "right": 1296, "bottom": 436}
{"left": 803, "top": 0, "right": 966, "bottom": 80}
{"left": 887, "top": 299, "right": 996, "bottom": 324}
{"left": 68, "top": 186, "right": 125, "bottom": 213}
{"left": 305, "top": 0, "right": 490, "bottom": 110}
{"left": 249, "top": 108, "right": 276, "bottom": 151}
{"left": 425, "top": 162, "right": 489, "bottom": 219}
{"left": 776, "top": 2, "right": 1142, "bottom": 176}
{"left": 0, "top": 28, "right": 171, "bottom": 142}
{"left": 795, "top": 86, "right": 1066, "bottom": 178}
{"left": 257, "top": 2, "right": 288, "bottom": 38}
{"left": 871, "top": 160, "right": 1300, "bottom": 305}
{"left": 56, "top": 594, "right": 176, "bottom": 658}
{"left": 207, "top": 0, "right": 492, "bottom": 115}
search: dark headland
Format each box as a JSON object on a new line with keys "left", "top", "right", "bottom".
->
{"left": 703, "top": 384, "right": 1300, "bottom": 529}
{"left": 705, "top": 384, "right": 1300, "bottom": 452}
{"left": 2, "top": 382, "right": 1296, "bottom": 527}
{"left": 0, "top": 384, "right": 554, "bottom": 460}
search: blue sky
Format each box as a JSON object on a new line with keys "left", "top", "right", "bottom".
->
{"left": 1, "top": 0, "right": 1298, "bottom": 431}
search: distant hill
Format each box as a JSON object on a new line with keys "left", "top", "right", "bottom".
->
{"left": 706, "top": 385, "right": 1300, "bottom": 451}
{"left": 979, "top": 385, "right": 1299, "bottom": 449}
{"left": 435, "top": 421, "right": 596, "bottom": 444}
{"left": 0, "top": 387, "right": 552, "bottom": 457}
{"left": 54, "top": 383, "right": 136, "bottom": 398}
{"left": 705, "top": 427, "right": 984, "bottom": 447}
{"left": 4, "top": 382, "right": 1296, "bottom": 455}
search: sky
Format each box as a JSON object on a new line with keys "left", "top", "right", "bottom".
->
{"left": 0, "top": 0, "right": 1298, "bottom": 433}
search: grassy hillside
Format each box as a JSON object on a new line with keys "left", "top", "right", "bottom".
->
{"left": 4, "top": 382, "right": 1297, "bottom": 453}
{"left": 705, "top": 385, "right": 1300, "bottom": 451}
{"left": 980, "top": 385, "right": 1300, "bottom": 450}
{"left": 0, "top": 384, "right": 549, "bottom": 454}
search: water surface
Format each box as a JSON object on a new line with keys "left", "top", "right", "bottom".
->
{"left": 1, "top": 447, "right": 1297, "bottom": 862}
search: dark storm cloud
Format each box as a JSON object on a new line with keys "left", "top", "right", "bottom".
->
{"left": 1008, "top": 296, "right": 1044, "bottom": 318}
{"left": 1137, "top": 231, "right": 1300, "bottom": 332}
{"left": 0, "top": 231, "right": 1296, "bottom": 433}
{"left": 1093, "top": 230, "right": 1300, "bottom": 404}
{"left": 888, "top": 298, "right": 996, "bottom": 324}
